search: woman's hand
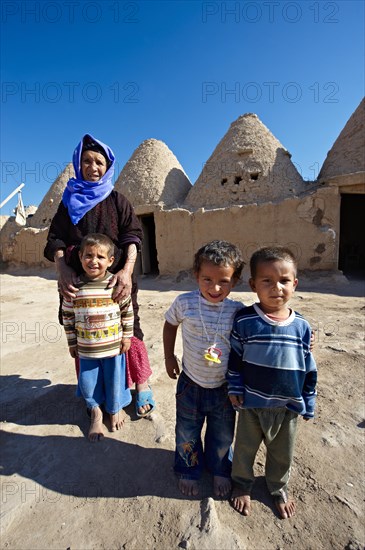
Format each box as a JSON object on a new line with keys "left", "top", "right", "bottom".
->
{"left": 55, "top": 254, "right": 78, "bottom": 299}
{"left": 108, "top": 243, "right": 137, "bottom": 302}
{"left": 107, "top": 268, "right": 132, "bottom": 302}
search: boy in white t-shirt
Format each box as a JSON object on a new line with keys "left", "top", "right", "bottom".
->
{"left": 163, "top": 240, "right": 245, "bottom": 498}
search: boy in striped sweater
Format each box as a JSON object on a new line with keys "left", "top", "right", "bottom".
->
{"left": 228, "top": 246, "right": 317, "bottom": 519}
{"left": 62, "top": 234, "right": 133, "bottom": 442}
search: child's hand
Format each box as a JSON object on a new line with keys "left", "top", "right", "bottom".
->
{"left": 69, "top": 346, "right": 78, "bottom": 358}
{"left": 229, "top": 394, "right": 244, "bottom": 409}
{"left": 310, "top": 330, "right": 316, "bottom": 351}
{"left": 120, "top": 338, "right": 131, "bottom": 354}
{"left": 165, "top": 355, "right": 180, "bottom": 379}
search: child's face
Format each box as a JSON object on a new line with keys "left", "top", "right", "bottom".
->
{"left": 79, "top": 244, "right": 114, "bottom": 280}
{"left": 249, "top": 259, "right": 298, "bottom": 314}
{"left": 81, "top": 151, "right": 108, "bottom": 182}
{"left": 195, "top": 260, "right": 237, "bottom": 303}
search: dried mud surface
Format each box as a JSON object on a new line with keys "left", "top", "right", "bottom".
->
{"left": 1, "top": 270, "right": 364, "bottom": 550}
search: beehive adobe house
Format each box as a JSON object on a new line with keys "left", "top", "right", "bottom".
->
{"left": 185, "top": 113, "right": 307, "bottom": 208}
{"left": 114, "top": 139, "right": 192, "bottom": 274}
{"left": 1, "top": 99, "right": 364, "bottom": 276}
{"left": 28, "top": 163, "right": 75, "bottom": 229}
{"left": 317, "top": 98, "right": 365, "bottom": 273}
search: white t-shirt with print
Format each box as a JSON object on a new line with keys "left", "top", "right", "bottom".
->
{"left": 165, "top": 289, "right": 244, "bottom": 388}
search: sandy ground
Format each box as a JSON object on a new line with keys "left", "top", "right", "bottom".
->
{"left": 0, "top": 267, "right": 364, "bottom": 550}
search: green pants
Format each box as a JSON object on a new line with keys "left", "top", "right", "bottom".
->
{"left": 232, "top": 407, "right": 298, "bottom": 497}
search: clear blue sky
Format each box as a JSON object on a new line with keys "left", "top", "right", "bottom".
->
{"left": 1, "top": 0, "right": 364, "bottom": 213}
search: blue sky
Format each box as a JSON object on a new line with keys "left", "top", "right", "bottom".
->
{"left": 1, "top": 0, "right": 364, "bottom": 212}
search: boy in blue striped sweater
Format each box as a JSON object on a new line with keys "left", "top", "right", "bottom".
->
{"left": 227, "top": 246, "right": 317, "bottom": 519}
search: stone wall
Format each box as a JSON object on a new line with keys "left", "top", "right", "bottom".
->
{"left": 155, "top": 187, "right": 339, "bottom": 275}
{"left": 0, "top": 224, "right": 50, "bottom": 267}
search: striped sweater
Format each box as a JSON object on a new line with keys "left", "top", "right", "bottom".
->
{"left": 227, "top": 304, "right": 317, "bottom": 418}
{"left": 61, "top": 272, "right": 133, "bottom": 359}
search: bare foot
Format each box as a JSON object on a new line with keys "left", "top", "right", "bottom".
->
{"left": 230, "top": 487, "right": 251, "bottom": 516}
{"left": 178, "top": 478, "right": 199, "bottom": 497}
{"left": 136, "top": 382, "right": 151, "bottom": 415}
{"left": 110, "top": 409, "right": 126, "bottom": 431}
{"left": 274, "top": 495, "right": 296, "bottom": 519}
{"left": 213, "top": 475, "right": 231, "bottom": 497}
{"left": 89, "top": 407, "right": 104, "bottom": 442}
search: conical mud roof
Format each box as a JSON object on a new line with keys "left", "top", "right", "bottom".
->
{"left": 114, "top": 139, "right": 191, "bottom": 207}
{"left": 29, "top": 163, "right": 74, "bottom": 228}
{"left": 185, "top": 113, "right": 305, "bottom": 208}
{"left": 319, "top": 98, "right": 365, "bottom": 181}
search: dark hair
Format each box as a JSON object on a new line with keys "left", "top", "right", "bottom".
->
{"left": 81, "top": 135, "right": 110, "bottom": 167}
{"left": 79, "top": 233, "right": 115, "bottom": 258}
{"left": 250, "top": 246, "right": 297, "bottom": 278}
{"left": 193, "top": 240, "right": 244, "bottom": 280}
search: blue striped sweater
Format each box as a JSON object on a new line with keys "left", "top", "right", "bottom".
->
{"left": 227, "top": 304, "right": 317, "bottom": 418}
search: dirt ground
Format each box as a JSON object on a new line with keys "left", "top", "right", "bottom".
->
{"left": 0, "top": 268, "right": 364, "bottom": 550}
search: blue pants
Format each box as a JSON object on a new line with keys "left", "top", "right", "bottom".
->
{"left": 77, "top": 355, "right": 131, "bottom": 414}
{"left": 174, "top": 371, "right": 235, "bottom": 480}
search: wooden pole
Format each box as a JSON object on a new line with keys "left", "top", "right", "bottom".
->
{"left": 0, "top": 183, "right": 25, "bottom": 209}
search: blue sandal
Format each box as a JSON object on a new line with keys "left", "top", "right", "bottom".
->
{"left": 135, "top": 386, "right": 156, "bottom": 418}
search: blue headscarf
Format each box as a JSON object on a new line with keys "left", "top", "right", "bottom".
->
{"left": 62, "top": 134, "right": 115, "bottom": 225}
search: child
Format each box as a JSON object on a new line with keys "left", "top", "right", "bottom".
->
{"left": 163, "top": 240, "right": 245, "bottom": 497}
{"left": 62, "top": 233, "right": 133, "bottom": 442}
{"left": 227, "top": 246, "right": 317, "bottom": 519}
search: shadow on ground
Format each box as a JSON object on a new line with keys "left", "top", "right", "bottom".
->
{"left": 0, "top": 375, "right": 233, "bottom": 502}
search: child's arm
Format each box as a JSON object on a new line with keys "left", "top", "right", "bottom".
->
{"left": 61, "top": 296, "right": 78, "bottom": 357}
{"left": 227, "top": 352, "right": 245, "bottom": 409}
{"left": 119, "top": 295, "right": 134, "bottom": 339}
{"left": 163, "top": 321, "right": 180, "bottom": 379}
{"left": 229, "top": 394, "right": 244, "bottom": 408}
{"left": 302, "top": 327, "right": 318, "bottom": 420}
{"left": 302, "top": 362, "right": 317, "bottom": 420}
{"left": 68, "top": 345, "right": 78, "bottom": 358}
{"left": 310, "top": 329, "right": 315, "bottom": 352}
{"left": 119, "top": 296, "right": 133, "bottom": 355}
{"left": 120, "top": 338, "right": 131, "bottom": 354}
{"left": 226, "top": 319, "right": 245, "bottom": 408}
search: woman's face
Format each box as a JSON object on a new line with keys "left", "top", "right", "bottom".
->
{"left": 81, "top": 150, "right": 108, "bottom": 182}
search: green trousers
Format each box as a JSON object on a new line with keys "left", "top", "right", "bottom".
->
{"left": 232, "top": 407, "right": 298, "bottom": 497}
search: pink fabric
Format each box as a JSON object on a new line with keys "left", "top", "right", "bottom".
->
{"left": 125, "top": 336, "right": 153, "bottom": 388}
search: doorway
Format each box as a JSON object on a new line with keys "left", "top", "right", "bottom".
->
{"left": 139, "top": 214, "right": 159, "bottom": 275}
{"left": 338, "top": 194, "right": 365, "bottom": 275}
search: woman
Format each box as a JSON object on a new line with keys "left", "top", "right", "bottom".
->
{"left": 44, "top": 133, "right": 155, "bottom": 417}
